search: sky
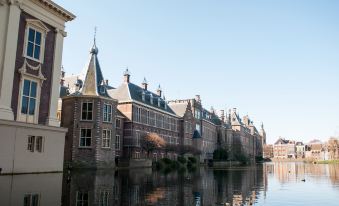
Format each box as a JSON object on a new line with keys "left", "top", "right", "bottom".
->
{"left": 55, "top": 0, "right": 339, "bottom": 144}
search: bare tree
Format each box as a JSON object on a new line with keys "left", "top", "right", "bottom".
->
{"left": 141, "top": 133, "right": 166, "bottom": 158}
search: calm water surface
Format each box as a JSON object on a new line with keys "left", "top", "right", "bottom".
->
{"left": 1, "top": 162, "right": 339, "bottom": 205}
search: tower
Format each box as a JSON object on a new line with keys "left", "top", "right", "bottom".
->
{"left": 61, "top": 39, "right": 118, "bottom": 168}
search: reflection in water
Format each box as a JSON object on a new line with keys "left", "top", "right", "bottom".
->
{"left": 1, "top": 163, "right": 339, "bottom": 205}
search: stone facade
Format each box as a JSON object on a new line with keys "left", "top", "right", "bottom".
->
{"left": 0, "top": 0, "right": 74, "bottom": 174}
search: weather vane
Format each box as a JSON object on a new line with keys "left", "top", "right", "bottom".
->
{"left": 94, "top": 26, "right": 97, "bottom": 44}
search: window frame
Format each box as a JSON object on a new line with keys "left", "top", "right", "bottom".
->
{"left": 115, "top": 118, "right": 121, "bottom": 129}
{"left": 102, "top": 129, "right": 111, "bottom": 149}
{"left": 81, "top": 101, "right": 94, "bottom": 121}
{"left": 79, "top": 128, "right": 92, "bottom": 148}
{"left": 103, "top": 103, "right": 112, "bottom": 122}
{"left": 23, "top": 20, "right": 49, "bottom": 63}
{"left": 17, "top": 77, "right": 41, "bottom": 124}
{"left": 115, "top": 135, "right": 121, "bottom": 150}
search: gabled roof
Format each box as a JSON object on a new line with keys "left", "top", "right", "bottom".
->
{"left": 168, "top": 102, "right": 189, "bottom": 117}
{"left": 109, "top": 82, "right": 176, "bottom": 115}
{"left": 230, "top": 109, "right": 242, "bottom": 126}
{"left": 274, "top": 138, "right": 290, "bottom": 145}
{"left": 69, "top": 42, "right": 110, "bottom": 98}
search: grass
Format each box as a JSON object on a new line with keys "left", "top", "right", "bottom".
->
{"left": 316, "top": 160, "right": 339, "bottom": 164}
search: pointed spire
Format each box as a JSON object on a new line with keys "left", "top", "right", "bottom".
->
{"left": 80, "top": 37, "right": 107, "bottom": 97}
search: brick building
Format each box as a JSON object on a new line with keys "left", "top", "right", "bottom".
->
{"left": 109, "top": 70, "right": 181, "bottom": 162}
{"left": 273, "top": 138, "right": 296, "bottom": 159}
{"left": 61, "top": 42, "right": 118, "bottom": 168}
{"left": 0, "top": 0, "right": 74, "bottom": 174}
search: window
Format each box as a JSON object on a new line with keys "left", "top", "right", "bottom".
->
{"left": 137, "top": 107, "right": 141, "bottom": 122}
{"left": 26, "top": 28, "right": 42, "bottom": 61}
{"left": 82, "top": 102, "right": 93, "bottom": 120}
{"left": 146, "top": 111, "right": 150, "bottom": 125}
{"left": 35, "top": 136, "right": 43, "bottom": 152}
{"left": 102, "top": 129, "right": 111, "bottom": 148}
{"left": 76, "top": 191, "right": 89, "bottom": 206}
{"left": 116, "top": 118, "right": 121, "bottom": 128}
{"left": 99, "top": 191, "right": 109, "bottom": 206}
{"left": 142, "top": 91, "right": 145, "bottom": 101}
{"left": 150, "top": 94, "right": 153, "bottom": 104}
{"left": 136, "top": 133, "right": 140, "bottom": 146}
{"left": 24, "top": 194, "right": 40, "bottom": 206}
{"left": 115, "top": 135, "right": 120, "bottom": 150}
{"left": 20, "top": 79, "right": 38, "bottom": 123}
{"left": 80, "top": 129, "right": 91, "bottom": 147}
{"left": 27, "top": 136, "right": 35, "bottom": 152}
{"left": 103, "top": 104, "right": 112, "bottom": 122}
{"left": 27, "top": 136, "right": 44, "bottom": 153}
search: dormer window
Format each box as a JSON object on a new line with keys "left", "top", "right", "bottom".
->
{"left": 142, "top": 91, "right": 146, "bottom": 101}
{"left": 24, "top": 20, "right": 49, "bottom": 63}
{"left": 158, "top": 98, "right": 161, "bottom": 107}
{"left": 150, "top": 94, "right": 153, "bottom": 104}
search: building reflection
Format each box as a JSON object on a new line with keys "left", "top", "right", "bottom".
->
{"left": 0, "top": 173, "right": 63, "bottom": 206}
{"left": 1, "top": 163, "right": 339, "bottom": 206}
{"left": 61, "top": 165, "right": 265, "bottom": 206}
{"left": 267, "top": 162, "right": 339, "bottom": 185}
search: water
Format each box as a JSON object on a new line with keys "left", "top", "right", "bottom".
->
{"left": 1, "top": 162, "right": 339, "bottom": 205}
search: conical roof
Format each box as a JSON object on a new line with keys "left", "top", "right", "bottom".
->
{"left": 79, "top": 42, "right": 110, "bottom": 97}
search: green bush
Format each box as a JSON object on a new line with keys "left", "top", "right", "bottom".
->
{"left": 234, "top": 153, "right": 249, "bottom": 164}
{"left": 188, "top": 157, "right": 197, "bottom": 164}
{"left": 177, "top": 156, "right": 187, "bottom": 164}
{"left": 161, "top": 158, "right": 172, "bottom": 165}
{"left": 213, "top": 148, "right": 228, "bottom": 161}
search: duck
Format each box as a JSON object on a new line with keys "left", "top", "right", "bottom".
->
{"left": 301, "top": 179, "right": 306, "bottom": 182}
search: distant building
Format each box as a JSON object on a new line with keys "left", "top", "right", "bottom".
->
{"left": 295, "top": 142, "right": 305, "bottom": 158}
{"left": 273, "top": 138, "right": 296, "bottom": 159}
{"left": 61, "top": 42, "right": 118, "bottom": 168}
{"left": 305, "top": 139, "right": 327, "bottom": 160}
{"left": 263, "top": 144, "right": 274, "bottom": 159}
{"left": 327, "top": 137, "right": 339, "bottom": 160}
{"left": 0, "top": 0, "right": 74, "bottom": 174}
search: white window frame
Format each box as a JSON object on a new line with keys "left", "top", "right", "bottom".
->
{"left": 24, "top": 193, "right": 40, "bottom": 206}
{"left": 76, "top": 191, "right": 89, "bottom": 206}
{"left": 102, "top": 129, "right": 111, "bottom": 149}
{"left": 115, "top": 135, "right": 121, "bottom": 150}
{"left": 17, "top": 77, "right": 41, "bottom": 124}
{"left": 81, "top": 101, "right": 93, "bottom": 121}
{"left": 103, "top": 103, "right": 112, "bottom": 122}
{"left": 23, "top": 19, "right": 49, "bottom": 63}
{"left": 79, "top": 128, "right": 92, "bottom": 148}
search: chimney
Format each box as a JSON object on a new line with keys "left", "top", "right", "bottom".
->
{"left": 157, "top": 84, "right": 162, "bottom": 97}
{"left": 220, "top": 110, "right": 225, "bottom": 122}
{"left": 195, "top": 95, "right": 201, "bottom": 102}
{"left": 123, "top": 68, "right": 130, "bottom": 83}
{"left": 141, "top": 77, "right": 148, "bottom": 90}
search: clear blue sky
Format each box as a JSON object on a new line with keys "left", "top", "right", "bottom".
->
{"left": 55, "top": 0, "right": 339, "bottom": 144}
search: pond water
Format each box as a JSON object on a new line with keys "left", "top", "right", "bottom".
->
{"left": 1, "top": 162, "right": 339, "bottom": 205}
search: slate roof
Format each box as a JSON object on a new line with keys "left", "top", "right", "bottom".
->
{"left": 109, "top": 82, "right": 176, "bottom": 115}
{"left": 274, "top": 138, "right": 290, "bottom": 145}
{"left": 69, "top": 42, "right": 111, "bottom": 98}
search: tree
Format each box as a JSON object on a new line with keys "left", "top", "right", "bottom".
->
{"left": 141, "top": 133, "right": 166, "bottom": 158}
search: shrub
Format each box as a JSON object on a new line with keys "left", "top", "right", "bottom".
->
{"left": 213, "top": 148, "right": 228, "bottom": 161}
{"left": 177, "top": 156, "right": 187, "bottom": 164}
{"left": 234, "top": 153, "right": 249, "bottom": 164}
{"left": 188, "top": 157, "right": 197, "bottom": 164}
{"left": 161, "top": 158, "right": 172, "bottom": 165}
